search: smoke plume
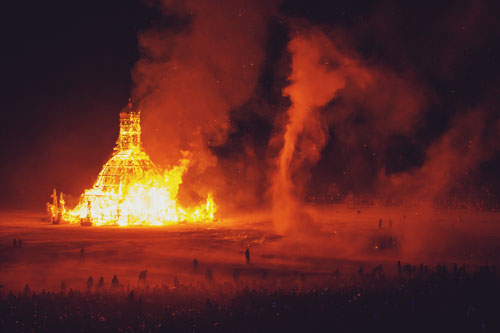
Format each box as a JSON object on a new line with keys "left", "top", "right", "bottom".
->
{"left": 130, "top": 0, "right": 500, "bottom": 228}
{"left": 132, "top": 0, "right": 279, "bottom": 208}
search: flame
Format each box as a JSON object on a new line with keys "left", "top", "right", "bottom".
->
{"left": 52, "top": 101, "right": 216, "bottom": 226}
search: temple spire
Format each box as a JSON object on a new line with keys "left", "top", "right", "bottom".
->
{"left": 117, "top": 100, "right": 142, "bottom": 151}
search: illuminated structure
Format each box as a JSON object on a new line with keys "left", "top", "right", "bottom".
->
{"left": 89, "top": 100, "right": 159, "bottom": 195}
{"left": 52, "top": 99, "right": 216, "bottom": 226}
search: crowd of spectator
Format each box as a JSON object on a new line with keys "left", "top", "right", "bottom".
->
{"left": 0, "top": 262, "right": 499, "bottom": 331}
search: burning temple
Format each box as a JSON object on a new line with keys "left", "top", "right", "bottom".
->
{"left": 47, "top": 100, "right": 216, "bottom": 226}
{"left": 91, "top": 99, "right": 159, "bottom": 195}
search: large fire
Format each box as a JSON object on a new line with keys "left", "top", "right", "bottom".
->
{"left": 47, "top": 100, "right": 216, "bottom": 226}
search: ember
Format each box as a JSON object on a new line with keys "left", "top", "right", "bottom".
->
{"left": 47, "top": 100, "right": 216, "bottom": 226}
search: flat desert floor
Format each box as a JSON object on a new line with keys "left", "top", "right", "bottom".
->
{"left": 1, "top": 205, "right": 499, "bottom": 292}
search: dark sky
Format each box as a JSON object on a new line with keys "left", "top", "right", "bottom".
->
{"left": 1, "top": 0, "right": 499, "bottom": 209}
{"left": 0, "top": 0, "right": 156, "bottom": 208}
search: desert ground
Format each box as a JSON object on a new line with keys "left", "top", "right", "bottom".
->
{"left": 1, "top": 205, "right": 499, "bottom": 293}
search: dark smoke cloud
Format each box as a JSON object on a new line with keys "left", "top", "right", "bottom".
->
{"left": 379, "top": 109, "right": 499, "bottom": 206}
{"left": 131, "top": 0, "right": 500, "bottom": 220}
{"left": 295, "top": 0, "right": 500, "bottom": 209}
{"left": 132, "top": 0, "right": 280, "bottom": 209}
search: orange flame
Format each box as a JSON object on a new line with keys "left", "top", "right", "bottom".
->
{"left": 53, "top": 102, "right": 216, "bottom": 226}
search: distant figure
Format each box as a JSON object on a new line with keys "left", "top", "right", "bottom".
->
{"left": 24, "top": 284, "right": 30, "bottom": 296}
{"left": 61, "top": 281, "right": 67, "bottom": 293}
{"left": 192, "top": 258, "right": 199, "bottom": 272}
{"left": 111, "top": 275, "right": 119, "bottom": 288}
{"left": 173, "top": 276, "right": 180, "bottom": 287}
{"left": 205, "top": 268, "right": 214, "bottom": 283}
{"left": 139, "top": 270, "right": 148, "bottom": 282}
{"left": 232, "top": 269, "right": 240, "bottom": 283}
{"left": 358, "top": 267, "right": 364, "bottom": 275}
{"left": 261, "top": 270, "right": 268, "bottom": 280}
{"left": 397, "top": 260, "right": 402, "bottom": 272}
{"left": 245, "top": 248, "right": 251, "bottom": 265}
{"left": 13, "top": 239, "right": 17, "bottom": 248}
{"left": 80, "top": 247, "right": 85, "bottom": 263}
{"left": 372, "top": 264, "right": 383, "bottom": 276}
{"left": 87, "top": 276, "right": 94, "bottom": 291}
{"left": 18, "top": 239, "right": 22, "bottom": 248}
{"left": 389, "top": 219, "right": 392, "bottom": 228}
{"left": 378, "top": 219, "right": 382, "bottom": 229}
{"left": 98, "top": 277, "right": 105, "bottom": 289}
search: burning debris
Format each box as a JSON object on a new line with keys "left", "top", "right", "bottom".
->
{"left": 46, "top": 189, "right": 66, "bottom": 224}
{"left": 47, "top": 100, "right": 216, "bottom": 226}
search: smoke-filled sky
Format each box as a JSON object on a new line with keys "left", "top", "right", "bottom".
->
{"left": 1, "top": 0, "right": 499, "bottom": 211}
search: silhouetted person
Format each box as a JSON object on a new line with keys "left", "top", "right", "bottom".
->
{"left": 13, "top": 239, "right": 17, "bottom": 248}
{"left": 128, "top": 290, "right": 135, "bottom": 302}
{"left": 111, "top": 275, "right": 119, "bottom": 288}
{"left": 193, "top": 258, "right": 199, "bottom": 272}
{"left": 18, "top": 239, "right": 22, "bottom": 248}
{"left": 80, "top": 247, "right": 85, "bottom": 263}
{"left": 232, "top": 269, "right": 240, "bottom": 283}
{"left": 245, "top": 248, "right": 250, "bottom": 264}
{"left": 205, "top": 268, "right": 214, "bottom": 283}
{"left": 139, "top": 270, "right": 148, "bottom": 282}
{"left": 372, "top": 264, "right": 383, "bottom": 276}
{"left": 358, "top": 267, "right": 364, "bottom": 275}
{"left": 61, "top": 281, "right": 67, "bottom": 293}
{"left": 98, "top": 277, "right": 105, "bottom": 289}
{"left": 378, "top": 219, "right": 382, "bottom": 229}
{"left": 24, "top": 284, "right": 30, "bottom": 296}
{"left": 397, "top": 260, "right": 402, "bottom": 273}
{"left": 87, "top": 276, "right": 94, "bottom": 291}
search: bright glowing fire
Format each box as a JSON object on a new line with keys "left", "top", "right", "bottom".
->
{"left": 47, "top": 100, "right": 216, "bottom": 226}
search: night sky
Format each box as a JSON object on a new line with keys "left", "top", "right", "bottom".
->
{"left": 1, "top": 0, "right": 499, "bottom": 210}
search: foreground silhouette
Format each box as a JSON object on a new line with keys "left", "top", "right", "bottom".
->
{"left": 1, "top": 263, "right": 499, "bottom": 332}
